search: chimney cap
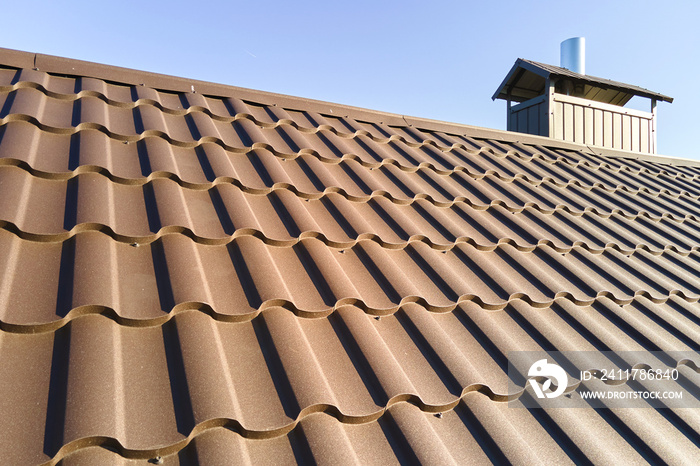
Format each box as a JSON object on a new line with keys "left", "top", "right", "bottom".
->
{"left": 492, "top": 58, "right": 673, "bottom": 104}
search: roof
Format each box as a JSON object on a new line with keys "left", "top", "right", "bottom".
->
{"left": 493, "top": 58, "right": 674, "bottom": 105}
{"left": 2, "top": 47, "right": 700, "bottom": 464}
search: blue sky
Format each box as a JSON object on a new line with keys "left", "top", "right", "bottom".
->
{"left": 3, "top": 1, "right": 698, "bottom": 158}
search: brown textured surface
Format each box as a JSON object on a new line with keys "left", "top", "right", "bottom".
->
{"left": 2, "top": 47, "right": 700, "bottom": 464}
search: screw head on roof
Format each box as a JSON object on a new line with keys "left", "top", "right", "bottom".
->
{"left": 374, "top": 316, "right": 380, "bottom": 320}
{"left": 130, "top": 242, "right": 139, "bottom": 248}
{"left": 149, "top": 457, "right": 163, "bottom": 465}
{"left": 434, "top": 412, "right": 443, "bottom": 419}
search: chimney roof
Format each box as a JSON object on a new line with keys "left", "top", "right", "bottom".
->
{"left": 493, "top": 58, "right": 673, "bottom": 105}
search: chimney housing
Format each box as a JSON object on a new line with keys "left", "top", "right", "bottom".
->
{"left": 492, "top": 38, "right": 672, "bottom": 154}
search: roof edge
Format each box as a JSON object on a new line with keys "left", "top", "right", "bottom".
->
{"left": 494, "top": 58, "right": 673, "bottom": 104}
{"left": 1, "top": 47, "right": 692, "bottom": 166}
{"left": 0, "top": 47, "right": 412, "bottom": 127}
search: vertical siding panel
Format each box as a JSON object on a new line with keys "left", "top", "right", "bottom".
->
{"left": 508, "top": 108, "right": 515, "bottom": 131}
{"left": 527, "top": 104, "right": 539, "bottom": 135}
{"left": 631, "top": 116, "right": 640, "bottom": 153}
{"left": 509, "top": 109, "right": 518, "bottom": 132}
{"left": 564, "top": 103, "right": 574, "bottom": 141}
{"left": 622, "top": 114, "right": 631, "bottom": 151}
{"left": 603, "top": 111, "right": 613, "bottom": 148}
{"left": 554, "top": 101, "right": 564, "bottom": 140}
{"left": 517, "top": 108, "right": 528, "bottom": 133}
{"left": 612, "top": 113, "right": 622, "bottom": 149}
{"left": 594, "top": 109, "right": 604, "bottom": 146}
{"left": 640, "top": 119, "right": 650, "bottom": 153}
{"left": 573, "top": 104, "right": 584, "bottom": 143}
{"left": 540, "top": 102, "right": 549, "bottom": 137}
{"left": 584, "top": 107, "right": 594, "bottom": 144}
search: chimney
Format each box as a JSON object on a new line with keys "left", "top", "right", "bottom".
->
{"left": 492, "top": 39, "right": 673, "bottom": 154}
{"left": 560, "top": 37, "right": 585, "bottom": 75}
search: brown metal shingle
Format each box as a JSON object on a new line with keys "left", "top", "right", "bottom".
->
{"left": 2, "top": 47, "right": 700, "bottom": 464}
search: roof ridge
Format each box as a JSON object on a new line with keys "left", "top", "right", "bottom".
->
{"left": 1, "top": 47, "right": 691, "bottom": 164}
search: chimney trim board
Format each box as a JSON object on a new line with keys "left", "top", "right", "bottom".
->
{"left": 510, "top": 94, "right": 547, "bottom": 113}
{"left": 553, "top": 93, "right": 654, "bottom": 120}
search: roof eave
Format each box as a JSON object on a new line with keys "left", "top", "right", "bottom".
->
{"left": 493, "top": 58, "right": 674, "bottom": 104}
{"left": 491, "top": 58, "right": 549, "bottom": 101}
{"left": 566, "top": 75, "right": 674, "bottom": 104}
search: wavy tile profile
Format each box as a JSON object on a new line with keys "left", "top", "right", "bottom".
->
{"left": 19, "top": 398, "right": 700, "bottom": 466}
{"left": 3, "top": 165, "right": 700, "bottom": 255}
{"left": 3, "top": 300, "right": 700, "bottom": 464}
{"left": 5, "top": 229, "right": 700, "bottom": 328}
{"left": 2, "top": 48, "right": 700, "bottom": 464}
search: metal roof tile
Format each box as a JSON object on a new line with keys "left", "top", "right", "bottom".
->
{"left": 2, "top": 47, "right": 700, "bottom": 464}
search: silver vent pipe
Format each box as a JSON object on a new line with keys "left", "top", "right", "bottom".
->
{"left": 560, "top": 37, "right": 585, "bottom": 75}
